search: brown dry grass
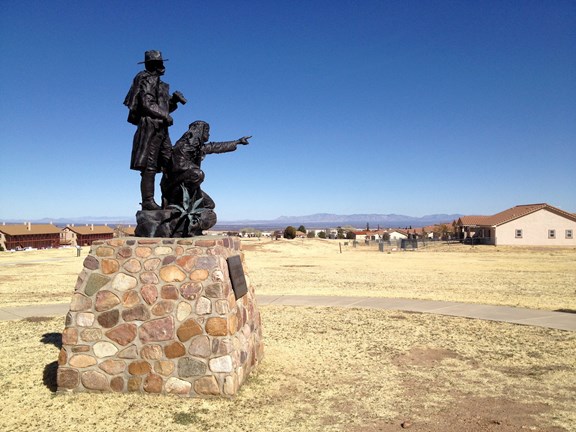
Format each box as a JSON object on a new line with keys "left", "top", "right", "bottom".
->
{"left": 244, "top": 238, "right": 576, "bottom": 311}
{"left": 0, "top": 239, "right": 575, "bottom": 431}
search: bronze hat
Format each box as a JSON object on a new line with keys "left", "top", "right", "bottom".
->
{"left": 138, "top": 50, "right": 168, "bottom": 64}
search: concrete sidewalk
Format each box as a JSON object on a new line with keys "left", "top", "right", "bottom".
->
{"left": 1, "top": 295, "right": 574, "bottom": 331}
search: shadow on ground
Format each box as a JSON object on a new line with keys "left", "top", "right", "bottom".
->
{"left": 40, "top": 331, "right": 62, "bottom": 392}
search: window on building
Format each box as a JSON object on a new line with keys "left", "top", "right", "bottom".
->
{"left": 548, "top": 229, "right": 556, "bottom": 239}
{"left": 515, "top": 229, "right": 522, "bottom": 239}
{"left": 566, "top": 229, "right": 573, "bottom": 239}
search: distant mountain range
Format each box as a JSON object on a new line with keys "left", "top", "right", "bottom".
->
{"left": 217, "top": 213, "right": 462, "bottom": 229}
{"left": 3, "top": 213, "right": 463, "bottom": 229}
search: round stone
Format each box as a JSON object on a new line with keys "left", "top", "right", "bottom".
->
{"left": 110, "top": 376, "right": 124, "bottom": 392}
{"left": 80, "top": 328, "right": 102, "bottom": 342}
{"left": 144, "top": 374, "right": 163, "bottom": 393}
{"left": 111, "top": 273, "right": 137, "bottom": 291}
{"left": 117, "top": 247, "right": 133, "bottom": 259}
{"left": 95, "top": 290, "right": 121, "bottom": 311}
{"left": 140, "top": 345, "right": 163, "bottom": 360}
{"left": 189, "top": 336, "right": 211, "bottom": 358}
{"left": 69, "top": 354, "right": 97, "bottom": 368}
{"left": 194, "top": 376, "right": 220, "bottom": 395}
{"left": 161, "top": 285, "right": 179, "bottom": 299}
{"left": 164, "top": 341, "right": 186, "bottom": 359}
{"left": 166, "top": 377, "right": 191, "bottom": 395}
{"left": 196, "top": 297, "right": 212, "bottom": 315}
{"left": 177, "top": 319, "right": 202, "bottom": 342}
{"left": 206, "top": 317, "right": 228, "bottom": 336}
{"left": 155, "top": 246, "right": 173, "bottom": 255}
{"left": 178, "top": 357, "right": 207, "bottom": 377}
{"left": 144, "top": 258, "right": 161, "bottom": 271}
{"left": 128, "top": 360, "right": 151, "bottom": 375}
{"left": 122, "top": 290, "right": 140, "bottom": 308}
{"left": 83, "top": 255, "right": 99, "bottom": 270}
{"left": 155, "top": 360, "right": 175, "bottom": 376}
{"left": 135, "top": 246, "right": 152, "bottom": 258}
{"left": 141, "top": 284, "right": 158, "bottom": 305}
{"left": 105, "top": 323, "right": 137, "bottom": 346}
{"left": 76, "top": 312, "right": 95, "bottom": 327}
{"left": 123, "top": 258, "right": 142, "bottom": 273}
{"left": 97, "top": 309, "right": 120, "bottom": 328}
{"left": 209, "top": 355, "right": 233, "bottom": 373}
{"left": 96, "top": 246, "right": 114, "bottom": 257}
{"left": 160, "top": 265, "right": 186, "bottom": 282}
{"left": 99, "top": 359, "right": 126, "bottom": 375}
{"left": 151, "top": 300, "right": 174, "bottom": 316}
{"left": 180, "top": 282, "right": 201, "bottom": 300}
{"left": 57, "top": 368, "right": 79, "bottom": 389}
{"left": 93, "top": 341, "right": 119, "bottom": 358}
{"left": 139, "top": 317, "right": 174, "bottom": 342}
{"left": 176, "top": 302, "right": 193, "bottom": 321}
{"left": 190, "top": 269, "right": 209, "bottom": 282}
{"left": 70, "top": 293, "right": 92, "bottom": 312}
{"left": 140, "top": 271, "right": 159, "bottom": 284}
{"left": 101, "top": 258, "right": 120, "bottom": 274}
{"left": 62, "top": 328, "right": 78, "bottom": 345}
{"left": 176, "top": 255, "right": 196, "bottom": 272}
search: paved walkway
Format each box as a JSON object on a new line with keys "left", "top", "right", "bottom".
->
{"left": 1, "top": 295, "right": 574, "bottom": 331}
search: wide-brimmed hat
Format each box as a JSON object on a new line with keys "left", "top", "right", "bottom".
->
{"left": 138, "top": 50, "right": 168, "bottom": 64}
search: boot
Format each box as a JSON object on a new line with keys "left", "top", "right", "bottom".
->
{"left": 140, "top": 171, "right": 161, "bottom": 211}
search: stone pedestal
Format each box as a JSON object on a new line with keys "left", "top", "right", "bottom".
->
{"left": 57, "top": 236, "right": 263, "bottom": 397}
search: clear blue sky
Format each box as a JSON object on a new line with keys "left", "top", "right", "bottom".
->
{"left": 1, "top": 0, "right": 575, "bottom": 221}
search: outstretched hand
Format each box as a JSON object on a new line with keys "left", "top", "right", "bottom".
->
{"left": 238, "top": 136, "right": 252, "bottom": 145}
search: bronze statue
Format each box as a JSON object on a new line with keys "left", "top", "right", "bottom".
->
{"left": 124, "top": 50, "right": 187, "bottom": 210}
{"left": 160, "top": 121, "right": 250, "bottom": 236}
{"left": 126, "top": 51, "right": 251, "bottom": 237}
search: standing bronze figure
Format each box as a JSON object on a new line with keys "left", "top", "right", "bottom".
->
{"left": 124, "top": 50, "right": 187, "bottom": 210}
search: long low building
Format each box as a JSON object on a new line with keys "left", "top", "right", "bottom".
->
{"left": 455, "top": 203, "right": 575, "bottom": 246}
{"left": 0, "top": 223, "right": 61, "bottom": 250}
{"left": 60, "top": 224, "right": 114, "bottom": 246}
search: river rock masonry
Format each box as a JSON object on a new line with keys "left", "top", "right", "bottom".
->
{"left": 57, "top": 236, "right": 264, "bottom": 397}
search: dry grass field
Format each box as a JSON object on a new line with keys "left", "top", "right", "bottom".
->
{"left": 0, "top": 239, "right": 575, "bottom": 431}
{"left": 243, "top": 238, "right": 576, "bottom": 311}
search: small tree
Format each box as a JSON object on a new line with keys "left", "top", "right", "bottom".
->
{"left": 317, "top": 231, "right": 326, "bottom": 239}
{"left": 297, "top": 225, "right": 307, "bottom": 234}
{"left": 346, "top": 230, "right": 356, "bottom": 240}
{"left": 307, "top": 231, "right": 315, "bottom": 238}
{"left": 283, "top": 226, "right": 297, "bottom": 239}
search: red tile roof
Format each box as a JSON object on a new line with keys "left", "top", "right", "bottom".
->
{"left": 457, "top": 203, "right": 576, "bottom": 227}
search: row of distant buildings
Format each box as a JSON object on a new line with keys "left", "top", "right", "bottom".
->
{"left": 351, "top": 203, "right": 576, "bottom": 246}
{"left": 0, "top": 223, "right": 135, "bottom": 251}
{"left": 1, "top": 203, "right": 575, "bottom": 250}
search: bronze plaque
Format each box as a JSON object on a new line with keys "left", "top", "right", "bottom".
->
{"left": 227, "top": 255, "right": 248, "bottom": 300}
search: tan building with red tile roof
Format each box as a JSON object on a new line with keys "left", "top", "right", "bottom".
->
{"left": 455, "top": 203, "right": 576, "bottom": 246}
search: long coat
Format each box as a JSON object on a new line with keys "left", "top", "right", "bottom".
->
{"left": 124, "top": 71, "right": 173, "bottom": 171}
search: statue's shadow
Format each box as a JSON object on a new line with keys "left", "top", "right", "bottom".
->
{"left": 41, "top": 332, "right": 62, "bottom": 392}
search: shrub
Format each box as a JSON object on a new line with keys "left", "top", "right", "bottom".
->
{"left": 283, "top": 226, "right": 296, "bottom": 239}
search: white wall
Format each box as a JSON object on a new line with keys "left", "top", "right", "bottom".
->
{"left": 496, "top": 209, "right": 576, "bottom": 246}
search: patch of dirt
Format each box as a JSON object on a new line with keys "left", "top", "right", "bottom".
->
{"left": 391, "top": 347, "right": 465, "bottom": 368}
{"left": 349, "top": 396, "right": 566, "bottom": 431}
